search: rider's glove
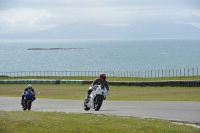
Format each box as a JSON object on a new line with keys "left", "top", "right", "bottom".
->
{"left": 32, "top": 97, "right": 36, "bottom": 101}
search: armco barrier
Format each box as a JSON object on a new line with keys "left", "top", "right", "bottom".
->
{"left": 60, "top": 80, "right": 84, "bottom": 84}
{"left": 0, "top": 80, "right": 60, "bottom": 84}
{"left": 83, "top": 80, "right": 200, "bottom": 87}
{"left": 0, "top": 80, "right": 200, "bottom": 86}
{"left": 107, "top": 80, "right": 200, "bottom": 87}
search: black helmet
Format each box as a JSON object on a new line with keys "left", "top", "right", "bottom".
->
{"left": 99, "top": 73, "right": 106, "bottom": 80}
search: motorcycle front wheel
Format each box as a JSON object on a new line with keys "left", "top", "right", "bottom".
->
{"left": 94, "top": 95, "right": 103, "bottom": 111}
{"left": 27, "top": 101, "right": 32, "bottom": 110}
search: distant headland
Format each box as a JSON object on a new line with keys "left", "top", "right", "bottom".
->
{"left": 27, "top": 48, "right": 90, "bottom": 50}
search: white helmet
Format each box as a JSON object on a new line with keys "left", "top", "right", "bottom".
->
{"left": 28, "top": 84, "right": 32, "bottom": 88}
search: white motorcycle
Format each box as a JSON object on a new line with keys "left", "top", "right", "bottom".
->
{"left": 84, "top": 84, "right": 108, "bottom": 111}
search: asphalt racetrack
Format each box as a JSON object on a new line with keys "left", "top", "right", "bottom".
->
{"left": 0, "top": 96, "right": 200, "bottom": 125}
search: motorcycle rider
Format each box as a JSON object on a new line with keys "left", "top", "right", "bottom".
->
{"left": 86, "top": 73, "right": 109, "bottom": 100}
{"left": 21, "top": 84, "right": 36, "bottom": 106}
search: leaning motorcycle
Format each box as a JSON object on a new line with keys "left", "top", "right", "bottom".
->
{"left": 84, "top": 84, "right": 108, "bottom": 111}
{"left": 22, "top": 90, "right": 35, "bottom": 110}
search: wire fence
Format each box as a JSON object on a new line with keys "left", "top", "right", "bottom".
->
{"left": 0, "top": 68, "right": 199, "bottom": 78}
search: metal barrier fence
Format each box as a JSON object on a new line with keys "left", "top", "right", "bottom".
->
{"left": 0, "top": 68, "right": 199, "bottom": 78}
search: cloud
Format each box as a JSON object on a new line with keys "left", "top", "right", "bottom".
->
{"left": 0, "top": 0, "right": 200, "bottom": 33}
{"left": 45, "top": 6, "right": 187, "bottom": 24}
{"left": 100, "top": 24, "right": 130, "bottom": 27}
{"left": 188, "top": 22, "right": 200, "bottom": 28}
{"left": 0, "top": 8, "right": 53, "bottom": 25}
{"left": 175, "top": 21, "right": 200, "bottom": 29}
{"left": 0, "top": 8, "right": 57, "bottom": 33}
{"left": 192, "top": 10, "right": 200, "bottom": 17}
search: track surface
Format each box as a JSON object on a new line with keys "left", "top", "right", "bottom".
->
{"left": 0, "top": 96, "right": 200, "bottom": 124}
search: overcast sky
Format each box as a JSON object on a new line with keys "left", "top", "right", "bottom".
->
{"left": 0, "top": 0, "right": 200, "bottom": 33}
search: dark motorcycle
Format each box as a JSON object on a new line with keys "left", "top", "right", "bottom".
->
{"left": 22, "top": 90, "right": 35, "bottom": 110}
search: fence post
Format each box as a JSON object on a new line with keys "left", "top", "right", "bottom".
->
{"left": 136, "top": 71, "right": 137, "bottom": 77}
{"left": 192, "top": 68, "right": 194, "bottom": 76}
{"left": 146, "top": 70, "right": 148, "bottom": 78}
{"left": 176, "top": 69, "right": 177, "bottom": 77}
{"left": 184, "top": 69, "right": 185, "bottom": 77}
{"left": 2, "top": 68, "right": 198, "bottom": 78}
{"left": 165, "top": 70, "right": 167, "bottom": 77}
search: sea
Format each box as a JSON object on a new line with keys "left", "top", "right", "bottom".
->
{"left": 0, "top": 39, "right": 200, "bottom": 73}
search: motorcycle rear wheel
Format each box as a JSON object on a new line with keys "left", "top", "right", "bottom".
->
{"left": 84, "top": 100, "right": 90, "bottom": 111}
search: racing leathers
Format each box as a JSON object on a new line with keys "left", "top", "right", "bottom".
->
{"left": 87, "top": 78, "right": 109, "bottom": 99}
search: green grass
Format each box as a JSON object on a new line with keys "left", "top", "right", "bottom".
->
{"left": 0, "top": 84, "right": 200, "bottom": 101}
{"left": 0, "top": 111, "right": 199, "bottom": 133}
{"left": 0, "top": 79, "right": 200, "bottom": 132}
{"left": 1, "top": 76, "right": 200, "bottom": 81}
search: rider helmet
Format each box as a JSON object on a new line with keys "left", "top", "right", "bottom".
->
{"left": 28, "top": 84, "right": 32, "bottom": 88}
{"left": 99, "top": 73, "right": 106, "bottom": 81}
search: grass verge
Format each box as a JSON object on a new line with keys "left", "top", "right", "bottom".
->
{"left": 0, "top": 84, "right": 200, "bottom": 101}
{"left": 0, "top": 111, "right": 199, "bottom": 133}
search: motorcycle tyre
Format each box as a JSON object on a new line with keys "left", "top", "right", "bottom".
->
{"left": 94, "top": 95, "right": 103, "bottom": 111}
{"left": 27, "top": 101, "right": 32, "bottom": 110}
{"left": 84, "top": 100, "right": 90, "bottom": 111}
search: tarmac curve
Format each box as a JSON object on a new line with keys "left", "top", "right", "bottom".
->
{"left": 0, "top": 96, "right": 200, "bottom": 128}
